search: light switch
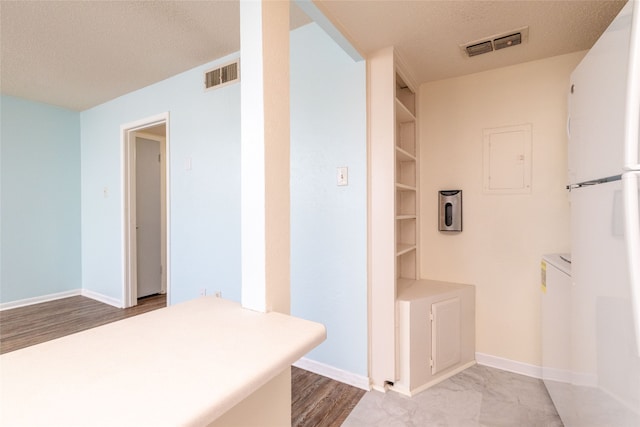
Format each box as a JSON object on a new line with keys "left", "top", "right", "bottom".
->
{"left": 337, "top": 167, "right": 348, "bottom": 186}
{"left": 185, "top": 157, "right": 192, "bottom": 171}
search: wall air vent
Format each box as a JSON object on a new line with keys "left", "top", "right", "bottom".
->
{"left": 204, "top": 60, "right": 239, "bottom": 90}
{"left": 460, "top": 26, "right": 529, "bottom": 58}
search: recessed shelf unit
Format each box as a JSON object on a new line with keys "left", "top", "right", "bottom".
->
{"left": 369, "top": 48, "right": 420, "bottom": 389}
{"left": 394, "top": 70, "right": 418, "bottom": 302}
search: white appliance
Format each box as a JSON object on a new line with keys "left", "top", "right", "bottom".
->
{"left": 540, "top": 254, "right": 573, "bottom": 424}
{"left": 541, "top": 253, "right": 572, "bottom": 382}
{"left": 541, "top": 254, "right": 573, "bottom": 420}
{"left": 562, "top": 1, "right": 640, "bottom": 425}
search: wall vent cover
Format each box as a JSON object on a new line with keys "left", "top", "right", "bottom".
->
{"left": 205, "top": 60, "right": 239, "bottom": 90}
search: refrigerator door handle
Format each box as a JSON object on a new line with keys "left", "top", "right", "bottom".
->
{"left": 623, "top": 172, "right": 640, "bottom": 356}
{"left": 624, "top": 0, "right": 640, "bottom": 169}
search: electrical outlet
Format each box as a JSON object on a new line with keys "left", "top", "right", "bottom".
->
{"left": 199, "top": 288, "right": 207, "bottom": 297}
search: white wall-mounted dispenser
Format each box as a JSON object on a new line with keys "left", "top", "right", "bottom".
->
{"left": 439, "top": 190, "right": 462, "bottom": 232}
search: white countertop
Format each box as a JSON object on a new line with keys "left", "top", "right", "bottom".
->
{"left": 0, "top": 296, "right": 326, "bottom": 426}
{"left": 397, "top": 278, "right": 473, "bottom": 301}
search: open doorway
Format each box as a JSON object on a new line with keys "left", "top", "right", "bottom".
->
{"left": 122, "top": 113, "right": 169, "bottom": 308}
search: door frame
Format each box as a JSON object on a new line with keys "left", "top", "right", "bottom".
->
{"left": 121, "top": 112, "right": 170, "bottom": 308}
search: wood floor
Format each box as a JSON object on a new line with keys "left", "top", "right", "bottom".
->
{"left": 0, "top": 294, "right": 167, "bottom": 354}
{"left": 0, "top": 295, "right": 365, "bottom": 426}
{"left": 292, "top": 366, "right": 366, "bottom": 427}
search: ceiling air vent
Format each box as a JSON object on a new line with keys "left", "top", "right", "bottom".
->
{"left": 494, "top": 32, "right": 522, "bottom": 50}
{"left": 460, "top": 26, "right": 529, "bottom": 58}
{"left": 204, "top": 60, "right": 239, "bottom": 90}
{"left": 466, "top": 41, "right": 494, "bottom": 57}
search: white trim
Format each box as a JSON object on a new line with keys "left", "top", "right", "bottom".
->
{"left": 121, "top": 113, "right": 171, "bottom": 308}
{"left": 293, "top": 357, "right": 371, "bottom": 391}
{"left": 541, "top": 366, "right": 573, "bottom": 384}
{"left": 81, "top": 289, "right": 121, "bottom": 308}
{"left": 391, "top": 360, "right": 476, "bottom": 397}
{"left": 569, "top": 371, "right": 598, "bottom": 388}
{"left": 0, "top": 290, "right": 81, "bottom": 311}
{"left": 475, "top": 352, "right": 543, "bottom": 379}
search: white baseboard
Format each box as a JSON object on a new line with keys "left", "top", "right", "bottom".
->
{"left": 0, "top": 289, "right": 82, "bottom": 311}
{"left": 392, "top": 360, "right": 477, "bottom": 397}
{"left": 293, "top": 357, "right": 371, "bottom": 391}
{"left": 542, "top": 366, "right": 573, "bottom": 384}
{"left": 81, "top": 289, "right": 122, "bottom": 308}
{"left": 476, "top": 352, "right": 542, "bottom": 379}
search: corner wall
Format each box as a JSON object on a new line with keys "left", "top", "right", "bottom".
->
{"left": 419, "top": 51, "right": 584, "bottom": 367}
{"left": 290, "top": 23, "right": 368, "bottom": 377}
{"left": 1, "top": 95, "right": 81, "bottom": 303}
{"left": 78, "top": 22, "right": 368, "bottom": 380}
{"left": 80, "top": 54, "right": 242, "bottom": 305}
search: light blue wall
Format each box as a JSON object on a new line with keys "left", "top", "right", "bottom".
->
{"left": 80, "top": 54, "right": 242, "bottom": 304}
{"left": 290, "top": 24, "right": 368, "bottom": 376}
{"left": 0, "top": 15, "right": 366, "bottom": 377}
{"left": 0, "top": 95, "right": 81, "bottom": 303}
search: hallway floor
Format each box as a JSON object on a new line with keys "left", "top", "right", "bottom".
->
{"left": 343, "top": 364, "right": 562, "bottom": 426}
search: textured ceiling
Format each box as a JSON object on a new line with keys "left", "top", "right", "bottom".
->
{"left": 0, "top": 1, "right": 627, "bottom": 111}
{"left": 316, "top": 0, "right": 628, "bottom": 87}
{"left": 0, "top": 1, "right": 310, "bottom": 111}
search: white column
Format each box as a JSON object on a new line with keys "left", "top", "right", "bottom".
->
{"left": 240, "top": 0, "right": 290, "bottom": 314}
{"left": 369, "top": 47, "right": 397, "bottom": 387}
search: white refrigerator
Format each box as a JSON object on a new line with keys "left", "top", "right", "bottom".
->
{"left": 564, "top": 1, "right": 640, "bottom": 425}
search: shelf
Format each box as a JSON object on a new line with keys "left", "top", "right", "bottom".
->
{"left": 396, "top": 278, "right": 415, "bottom": 293}
{"left": 396, "top": 214, "right": 416, "bottom": 220}
{"left": 397, "top": 279, "right": 473, "bottom": 301}
{"left": 397, "top": 217, "right": 416, "bottom": 250}
{"left": 395, "top": 98, "right": 416, "bottom": 123}
{"left": 396, "top": 244, "right": 416, "bottom": 257}
{"left": 396, "top": 146, "right": 416, "bottom": 162}
{"left": 397, "top": 249, "right": 417, "bottom": 281}
{"left": 396, "top": 192, "right": 416, "bottom": 215}
{"left": 397, "top": 120, "right": 416, "bottom": 156}
{"left": 396, "top": 183, "right": 416, "bottom": 191}
{"left": 396, "top": 72, "right": 416, "bottom": 116}
{"left": 396, "top": 155, "right": 416, "bottom": 187}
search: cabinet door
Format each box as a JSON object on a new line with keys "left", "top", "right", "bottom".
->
{"left": 431, "top": 297, "right": 461, "bottom": 375}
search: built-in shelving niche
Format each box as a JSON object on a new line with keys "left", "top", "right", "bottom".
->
{"left": 394, "top": 71, "right": 418, "bottom": 287}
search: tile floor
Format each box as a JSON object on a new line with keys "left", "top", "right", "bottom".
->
{"left": 342, "top": 364, "right": 562, "bottom": 427}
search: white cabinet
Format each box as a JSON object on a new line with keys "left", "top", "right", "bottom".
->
{"left": 431, "top": 297, "right": 461, "bottom": 375}
{"left": 395, "top": 280, "right": 476, "bottom": 396}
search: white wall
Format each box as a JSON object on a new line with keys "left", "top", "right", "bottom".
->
{"left": 419, "top": 51, "right": 584, "bottom": 366}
